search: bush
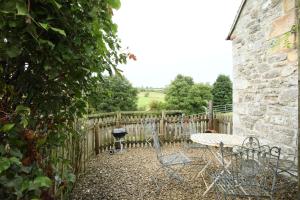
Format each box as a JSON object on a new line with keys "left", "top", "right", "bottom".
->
{"left": 149, "top": 100, "right": 166, "bottom": 111}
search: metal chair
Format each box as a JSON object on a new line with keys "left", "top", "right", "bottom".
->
{"left": 276, "top": 138, "right": 298, "bottom": 178}
{"left": 149, "top": 121, "right": 193, "bottom": 192}
{"left": 180, "top": 115, "right": 207, "bottom": 150}
{"left": 213, "top": 142, "right": 281, "bottom": 200}
{"left": 242, "top": 136, "right": 260, "bottom": 149}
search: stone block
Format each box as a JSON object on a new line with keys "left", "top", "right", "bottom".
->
{"left": 287, "top": 49, "right": 298, "bottom": 62}
{"left": 234, "top": 78, "right": 249, "bottom": 89}
{"left": 278, "top": 88, "right": 298, "bottom": 105}
{"left": 268, "top": 53, "right": 287, "bottom": 63}
{"left": 264, "top": 95, "right": 279, "bottom": 104}
{"left": 283, "top": 0, "right": 296, "bottom": 13}
{"left": 269, "top": 10, "right": 296, "bottom": 38}
{"left": 257, "top": 64, "right": 270, "bottom": 73}
{"left": 263, "top": 69, "right": 281, "bottom": 79}
{"left": 267, "top": 115, "right": 290, "bottom": 126}
{"left": 249, "top": 25, "right": 260, "bottom": 34}
{"left": 281, "top": 65, "right": 296, "bottom": 77}
{"left": 248, "top": 104, "right": 266, "bottom": 116}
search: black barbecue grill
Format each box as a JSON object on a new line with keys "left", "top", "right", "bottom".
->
{"left": 109, "top": 128, "right": 127, "bottom": 154}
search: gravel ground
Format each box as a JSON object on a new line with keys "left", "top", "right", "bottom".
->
{"left": 70, "top": 145, "right": 297, "bottom": 200}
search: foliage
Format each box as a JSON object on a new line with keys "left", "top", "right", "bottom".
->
{"left": 212, "top": 75, "right": 232, "bottom": 107}
{"left": 165, "top": 75, "right": 194, "bottom": 110}
{"left": 88, "top": 76, "right": 138, "bottom": 112}
{"left": 0, "top": 0, "right": 125, "bottom": 199}
{"left": 149, "top": 100, "right": 166, "bottom": 111}
{"left": 186, "top": 84, "right": 212, "bottom": 113}
{"left": 165, "top": 75, "right": 212, "bottom": 114}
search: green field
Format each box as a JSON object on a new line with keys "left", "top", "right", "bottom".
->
{"left": 137, "top": 91, "right": 165, "bottom": 110}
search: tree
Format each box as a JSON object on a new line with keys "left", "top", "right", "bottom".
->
{"left": 0, "top": 0, "right": 125, "bottom": 199}
{"left": 212, "top": 75, "right": 233, "bottom": 107}
{"left": 186, "top": 84, "right": 212, "bottom": 113}
{"left": 165, "top": 75, "right": 212, "bottom": 114}
{"left": 88, "top": 76, "right": 138, "bottom": 112}
{"left": 165, "top": 74, "right": 194, "bottom": 110}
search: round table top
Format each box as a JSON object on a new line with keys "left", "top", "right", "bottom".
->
{"left": 190, "top": 133, "right": 246, "bottom": 148}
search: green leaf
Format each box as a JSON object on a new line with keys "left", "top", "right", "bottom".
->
{"left": 33, "top": 176, "right": 52, "bottom": 188}
{"left": 0, "top": 1, "right": 16, "bottom": 14}
{"left": 16, "top": 105, "right": 30, "bottom": 114}
{"left": 21, "top": 180, "right": 30, "bottom": 192}
{"left": 6, "top": 45, "right": 22, "bottom": 58}
{"left": 111, "top": 23, "right": 118, "bottom": 34}
{"left": 1, "top": 123, "right": 15, "bottom": 132}
{"left": 50, "top": 27, "right": 66, "bottom": 37}
{"left": 9, "top": 157, "right": 21, "bottom": 165}
{"left": 0, "top": 16, "right": 5, "bottom": 29}
{"left": 20, "top": 117, "right": 28, "bottom": 128}
{"left": 10, "top": 148, "right": 22, "bottom": 158}
{"left": 39, "top": 39, "right": 55, "bottom": 49}
{"left": 36, "top": 137, "right": 47, "bottom": 148}
{"left": 38, "top": 22, "right": 48, "bottom": 30}
{"left": 16, "top": 2, "right": 28, "bottom": 16}
{"left": 0, "top": 157, "right": 11, "bottom": 173}
{"left": 108, "top": 0, "right": 121, "bottom": 10}
{"left": 50, "top": 0, "right": 62, "bottom": 9}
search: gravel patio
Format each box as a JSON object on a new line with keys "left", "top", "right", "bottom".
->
{"left": 71, "top": 145, "right": 297, "bottom": 200}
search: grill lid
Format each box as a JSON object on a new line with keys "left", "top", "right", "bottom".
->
{"left": 112, "top": 128, "right": 127, "bottom": 134}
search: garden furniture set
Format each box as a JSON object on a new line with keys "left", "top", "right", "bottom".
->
{"left": 149, "top": 121, "right": 297, "bottom": 199}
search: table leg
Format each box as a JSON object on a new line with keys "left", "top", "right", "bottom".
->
{"left": 202, "top": 146, "right": 231, "bottom": 197}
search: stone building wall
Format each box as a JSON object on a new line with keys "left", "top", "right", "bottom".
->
{"left": 230, "top": 0, "right": 298, "bottom": 155}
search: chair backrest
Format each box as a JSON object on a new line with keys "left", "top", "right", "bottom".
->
{"left": 149, "top": 120, "right": 162, "bottom": 158}
{"left": 220, "top": 142, "right": 281, "bottom": 195}
{"left": 180, "top": 116, "right": 196, "bottom": 141}
{"left": 242, "top": 136, "right": 260, "bottom": 149}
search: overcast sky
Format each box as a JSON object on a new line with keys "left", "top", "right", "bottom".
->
{"left": 113, "top": 0, "right": 242, "bottom": 88}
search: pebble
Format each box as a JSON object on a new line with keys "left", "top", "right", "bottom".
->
{"left": 71, "top": 146, "right": 297, "bottom": 200}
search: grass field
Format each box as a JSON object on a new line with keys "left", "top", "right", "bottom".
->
{"left": 137, "top": 91, "right": 165, "bottom": 110}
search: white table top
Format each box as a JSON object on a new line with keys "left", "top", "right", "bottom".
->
{"left": 190, "top": 133, "right": 246, "bottom": 148}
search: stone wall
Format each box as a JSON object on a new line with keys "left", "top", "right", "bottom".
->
{"left": 231, "top": 0, "right": 298, "bottom": 156}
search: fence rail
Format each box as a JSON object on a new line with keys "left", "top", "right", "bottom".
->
{"left": 88, "top": 111, "right": 233, "bottom": 153}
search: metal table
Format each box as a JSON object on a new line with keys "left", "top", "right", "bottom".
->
{"left": 190, "top": 133, "right": 247, "bottom": 196}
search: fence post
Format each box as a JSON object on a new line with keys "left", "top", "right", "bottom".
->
{"left": 213, "top": 118, "right": 219, "bottom": 133}
{"left": 116, "top": 111, "right": 121, "bottom": 127}
{"left": 160, "top": 111, "right": 165, "bottom": 136}
{"left": 94, "top": 119, "right": 100, "bottom": 155}
{"left": 208, "top": 101, "right": 214, "bottom": 130}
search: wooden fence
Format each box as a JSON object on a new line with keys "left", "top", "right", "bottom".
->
{"left": 52, "top": 111, "right": 233, "bottom": 175}
{"left": 50, "top": 111, "right": 232, "bottom": 198}
{"left": 51, "top": 119, "right": 95, "bottom": 198}
{"left": 88, "top": 111, "right": 233, "bottom": 153}
{"left": 214, "top": 113, "right": 233, "bottom": 135}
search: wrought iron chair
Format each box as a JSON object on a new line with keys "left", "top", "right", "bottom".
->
{"left": 180, "top": 115, "right": 207, "bottom": 150}
{"left": 149, "top": 121, "right": 194, "bottom": 192}
{"left": 213, "top": 142, "right": 281, "bottom": 200}
{"left": 270, "top": 141, "right": 298, "bottom": 190}
{"left": 242, "top": 136, "right": 260, "bottom": 149}
{"left": 276, "top": 137, "right": 298, "bottom": 178}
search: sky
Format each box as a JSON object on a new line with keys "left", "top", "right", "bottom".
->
{"left": 113, "top": 0, "right": 242, "bottom": 88}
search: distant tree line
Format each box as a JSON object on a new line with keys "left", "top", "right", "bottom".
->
{"left": 164, "top": 74, "right": 232, "bottom": 114}
{"left": 88, "top": 74, "right": 232, "bottom": 115}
